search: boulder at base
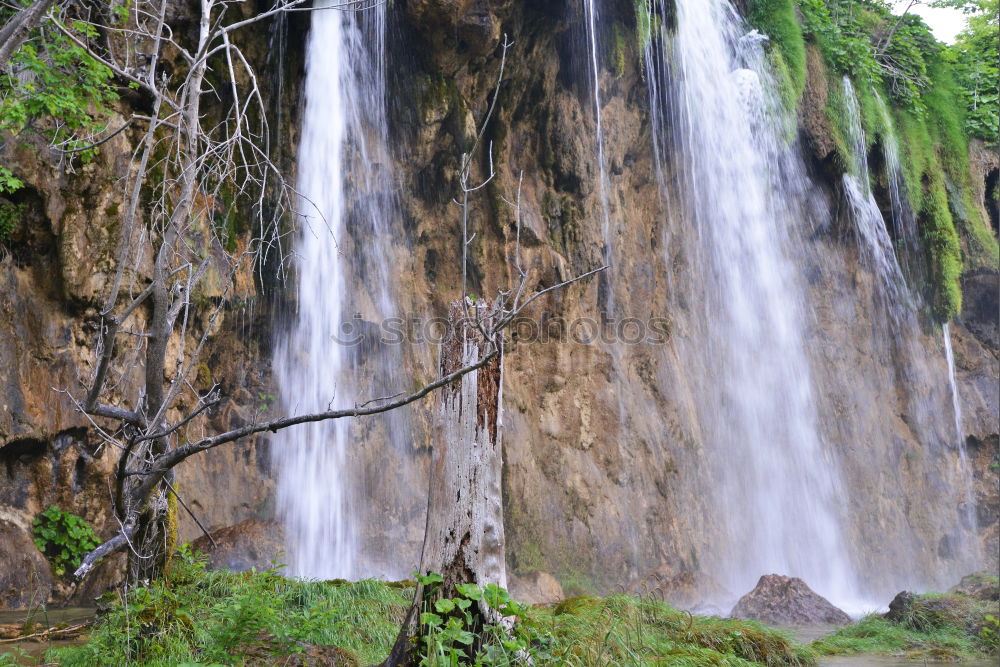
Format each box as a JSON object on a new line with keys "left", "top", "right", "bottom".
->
{"left": 949, "top": 571, "right": 1000, "bottom": 601}
{"left": 508, "top": 570, "right": 564, "bottom": 605}
{"left": 730, "top": 574, "right": 851, "bottom": 626}
{"left": 191, "top": 519, "right": 285, "bottom": 572}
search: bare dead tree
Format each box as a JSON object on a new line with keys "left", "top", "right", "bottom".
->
{"left": 0, "top": 1, "right": 613, "bottom": 591}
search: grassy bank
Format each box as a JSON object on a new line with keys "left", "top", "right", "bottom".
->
{"left": 26, "top": 549, "right": 814, "bottom": 666}
{"left": 810, "top": 591, "right": 999, "bottom": 662}
{"left": 4, "top": 551, "right": 996, "bottom": 665}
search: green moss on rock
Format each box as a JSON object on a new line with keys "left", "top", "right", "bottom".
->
{"left": 748, "top": 0, "right": 807, "bottom": 103}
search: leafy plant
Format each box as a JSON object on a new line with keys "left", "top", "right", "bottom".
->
{"left": 0, "top": 201, "right": 23, "bottom": 242}
{"left": 978, "top": 614, "right": 999, "bottom": 653}
{"left": 31, "top": 505, "right": 100, "bottom": 577}
{"left": 413, "top": 571, "right": 547, "bottom": 666}
{"left": 944, "top": 0, "right": 999, "bottom": 144}
{"left": 0, "top": 648, "right": 28, "bottom": 666}
{"left": 0, "top": 8, "right": 119, "bottom": 185}
{"left": 0, "top": 167, "right": 23, "bottom": 194}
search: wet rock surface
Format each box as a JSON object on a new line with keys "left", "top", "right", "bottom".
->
{"left": 508, "top": 569, "right": 564, "bottom": 605}
{"left": 191, "top": 519, "right": 287, "bottom": 573}
{"left": 884, "top": 590, "right": 915, "bottom": 623}
{"left": 949, "top": 572, "right": 1000, "bottom": 601}
{"left": 730, "top": 574, "right": 851, "bottom": 626}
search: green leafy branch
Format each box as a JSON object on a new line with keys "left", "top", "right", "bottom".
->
{"left": 31, "top": 505, "right": 100, "bottom": 577}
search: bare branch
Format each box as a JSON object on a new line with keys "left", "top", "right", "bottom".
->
{"left": 73, "top": 522, "right": 135, "bottom": 580}
{"left": 0, "top": 0, "right": 55, "bottom": 70}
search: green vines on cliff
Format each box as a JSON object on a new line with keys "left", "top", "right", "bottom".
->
{"left": 0, "top": 166, "right": 24, "bottom": 242}
{"left": 795, "top": 0, "right": 883, "bottom": 88}
{"left": 634, "top": 0, "right": 655, "bottom": 47}
{"left": 0, "top": 6, "right": 119, "bottom": 243}
{"left": 744, "top": 0, "right": 999, "bottom": 321}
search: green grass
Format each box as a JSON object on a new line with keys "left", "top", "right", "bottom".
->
{"left": 43, "top": 549, "right": 816, "bottom": 666}
{"left": 49, "top": 548, "right": 411, "bottom": 666}
{"left": 34, "top": 550, "right": 999, "bottom": 666}
{"left": 531, "top": 595, "right": 816, "bottom": 665}
{"left": 811, "top": 593, "right": 999, "bottom": 662}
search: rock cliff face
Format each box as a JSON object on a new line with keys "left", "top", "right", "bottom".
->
{"left": 0, "top": 0, "right": 996, "bottom": 608}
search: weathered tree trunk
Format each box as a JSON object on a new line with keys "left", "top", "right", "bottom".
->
{"left": 420, "top": 299, "right": 506, "bottom": 596}
{"left": 385, "top": 298, "right": 506, "bottom": 665}
{"left": 0, "top": 0, "right": 56, "bottom": 71}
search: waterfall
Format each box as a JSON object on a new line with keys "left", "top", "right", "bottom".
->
{"left": 837, "top": 77, "right": 981, "bottom": 589}
{"left": 273, "top": 3, "right": 406, "bottom": 580}
{"left": 840, "top": 77, "right": 909, "bottom": 312}
{"left": 943, "top": 323, "right": 979, "bottom": 533}
{"left": 943, "top": 324, "right": 965, "bottom": 447}
{"left": 874, "top": 90, "right": 922, "bottom": 281}
{"left": 583, "top": 0, "right": 614, "bottom": 273}
{"left": 650, "top": 0, "right": 861, "bottom": 608}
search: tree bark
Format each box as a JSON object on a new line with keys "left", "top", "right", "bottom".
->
{"left": 0, "top": 0, "right": 56, "bottom": 72}
{"left": 384, "top": 298, "right": 506, "bottom": 665}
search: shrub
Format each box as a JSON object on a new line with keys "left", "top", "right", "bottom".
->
{"left": 31, "top": 505, "right": 100, "bottom": 577}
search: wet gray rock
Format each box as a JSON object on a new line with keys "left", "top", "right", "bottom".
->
{"left": 949, "top": 572, "right": 1000, "bottom": 601}
{"left": 884, "top": 590, "right": 915, "bottom": 623}
{"left": 508, "top": 570, "right": 564, "bottom": 605}
{"left": 730, "top": 574, "right": 851, "bottom": 626}
{"left": 191, "top": 519, "right": 286, "bottom": 573}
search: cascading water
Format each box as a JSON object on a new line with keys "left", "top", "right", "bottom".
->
{"left": 839, "top": 78, "right": 980, "bottom": 579}
{"left": 943, "top": 323, "right": 979, "bottom": 532}
{"left": 580, "top": 0, "right": 644, "bottom": 571}
{"left": 647, "top": 0, "right": 862, "bottom": 608}
{"left": 840, "top": 77, "right": 909, "bottom": 312}
{"left": 273, "top": 3, "right": 408, "bottom": 579}
{"left": 874, "top": 90, "right": 922, "bottom": 282}
{"left": 582, "top": 0, "right": 614, "bottom": 274}
{"left": 943, "top": 324, "right": 965, "bottom": 448}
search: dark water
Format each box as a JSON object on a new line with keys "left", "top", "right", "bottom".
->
{"left": 0, "top": 607, "right": 93, "bottom": 665}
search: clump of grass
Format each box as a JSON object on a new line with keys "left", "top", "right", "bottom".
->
{"left": 50, "top": 547, "right": 411, "bottom": 666}
{"left": 532, "top": 593, "right": 816, "bottom": 666}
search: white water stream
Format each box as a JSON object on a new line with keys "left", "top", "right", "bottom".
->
{"left": 653, "top": 0, "right": 862, "bottom": 609}
{"left": 273, "top": 3, "right": 400, "bottom": 579}
{"left": 583, "top": 0, "right": 614, "bottom": 273}
{"left": 943, "top": 324, "right": 964, "bottom": 448}
{"left": 840, "top": 77, "right": 910, "bottom": 312}
{"left": 943, "top": 323, "right": 979, "bottom": 534}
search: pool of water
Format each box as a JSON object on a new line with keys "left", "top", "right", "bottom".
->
{"left": 0, "top": 607, "right": 93, "bottom": 666}
{"left": 820, "top": 657, "right": 997, "bottom": 667}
